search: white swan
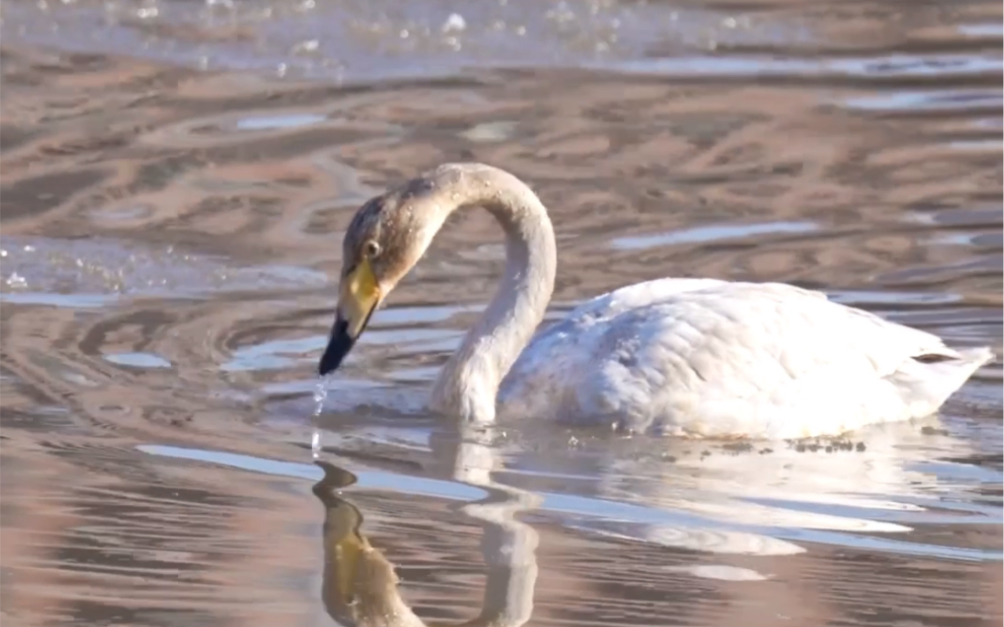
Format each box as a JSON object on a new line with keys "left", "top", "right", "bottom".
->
{"left": 319, "top": 163, "right": 992, "bottom": 439}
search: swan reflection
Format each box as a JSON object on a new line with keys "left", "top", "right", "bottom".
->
{"left": 487, "top": 416, "right": 996, "bottom": 562}
{"left": 342, "top": 410, "right": 997, "bottom": 563}
{"left": 313, "top": 427, "right": 540, "bottom": 627}
{"left": 313, "top": 461, "right": 425, "bottom": 627}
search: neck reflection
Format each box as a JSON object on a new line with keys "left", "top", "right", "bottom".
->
{"left": 312, "top": 428, "right": 540, "bottom": 627}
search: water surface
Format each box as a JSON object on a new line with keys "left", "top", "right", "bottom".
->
{"left": 1, "top": 0, "right": 1001, "bottom": 625}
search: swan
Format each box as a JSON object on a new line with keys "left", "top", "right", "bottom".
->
{"left": 318, "top": 163, "right": 993, "bottom": 439}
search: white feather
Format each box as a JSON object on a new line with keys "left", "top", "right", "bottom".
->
{"left": 498, "top": 278, "right": 993, "bottom": 439}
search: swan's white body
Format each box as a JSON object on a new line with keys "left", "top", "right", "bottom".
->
{"left": 498, "top": 278, "right": 992, "bottom": 439}
{"left": 329, "top": 163, "right": 993, "bottom": 440}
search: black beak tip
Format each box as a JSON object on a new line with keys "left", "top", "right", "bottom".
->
{"left": 318, "top": 319, "right": 354, "bottom": 377}
{"left": 317, "top": 351, "right": 340, "bottom": 377}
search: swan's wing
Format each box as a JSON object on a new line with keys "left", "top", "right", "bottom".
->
{"left": 499, "top": 278, "right": 725, "bottom": 415}
{"left": 499, "top": 278, "right": 735, "bottom": 423}
{"left": 500, "top": 280, "right": 991, "bottom": 438}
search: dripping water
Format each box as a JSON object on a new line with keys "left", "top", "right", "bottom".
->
{"left": 311, "top": 379, "right": 328, "bottom": 459}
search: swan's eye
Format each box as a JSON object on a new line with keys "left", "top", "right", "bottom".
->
{"left": 363, "top": 240, "right": 381, "bottom": 259}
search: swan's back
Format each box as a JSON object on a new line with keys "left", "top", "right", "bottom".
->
{"left": 499, "top": 279, "right": 992, "bottom": 439}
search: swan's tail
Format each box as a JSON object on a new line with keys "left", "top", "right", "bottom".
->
{"left": 894, "top": 346, "right": 994, "bottom": 418}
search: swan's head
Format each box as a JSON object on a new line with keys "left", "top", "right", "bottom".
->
{"left": 319, "top": 175, "right": 450, "bottom": 376}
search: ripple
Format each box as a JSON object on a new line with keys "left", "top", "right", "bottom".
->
{"left": 664, "top": 564, "right": 770, "bottom": 582}
{"left": 1, "top": 3, "right": 1000, "bottom": 623}
{"left": 138, "top": 431, "right": 1003, "bottom": 563}
{"left": 221, "top": 336, "right": 321, "bottom": 372}
{"left": 609, "top": 52, "right": 1002, "bottom": 81}
{"left": 610, "top": 220, "right": 818, "bottom": 251}
{"left": 234, "top": 112, "right": 327, "bottom": 131}
{"left": 842, "top": 90, "right": 1003, "bottom": 112}
{"left": 103, "top": 352, "right": 173, "bottom": 369}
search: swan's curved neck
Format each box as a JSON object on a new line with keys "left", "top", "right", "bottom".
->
{"left": 425, "top": 165, "right": 557, "bottom": 423}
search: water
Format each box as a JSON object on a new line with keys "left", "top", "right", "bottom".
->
{"left": 312, "top": 380, "right": 328, "bottom": 458}
{"left": 1, "top": 0, "right": 1002, "bottom": 624}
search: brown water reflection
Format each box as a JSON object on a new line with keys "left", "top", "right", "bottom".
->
{"left": 314, "top": 449, "right": 539, "bottom": 627}
{"left": 1, "top": 0, "right": 1002, "bottom": 624}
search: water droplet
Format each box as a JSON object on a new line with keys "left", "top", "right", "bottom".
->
{"left": 311, "top": 380, "right": 328, "bottom": 459}
{"left": 311, "top": 430, "right": 322, "bottom": 459}
{"left": 6, "top": 272, "right": 27, "bottom": 288}
{"left": 292, "top": 39, "right": 319, "bottom": 55}
{"left": 313, "top": 380, "right": 328, "bottom": 417}
{"left": 442, "top": 13, "right": 466, "bottom": 33}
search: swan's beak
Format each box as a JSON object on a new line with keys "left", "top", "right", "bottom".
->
{"left": 319, "top": 258, "right": 381, "bottom": 376}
